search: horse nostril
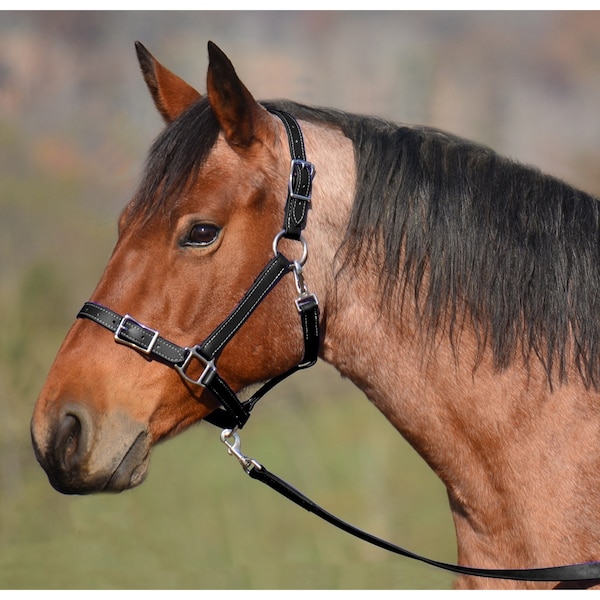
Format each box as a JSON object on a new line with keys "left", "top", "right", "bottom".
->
{"left": 55, "top": 413, "right": 83, "bottom": 472}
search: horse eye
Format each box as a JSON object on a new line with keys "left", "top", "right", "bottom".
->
{"left": 185, "top": 223, "right": 220, "bottom": 247}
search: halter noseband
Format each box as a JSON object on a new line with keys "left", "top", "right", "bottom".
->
{"left": 77, "top": 109, "right": 319, "bottom": 430}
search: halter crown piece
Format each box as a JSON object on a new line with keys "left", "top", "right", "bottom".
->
{"left": 76, "top": 110, "right": 600, "bottom": 585}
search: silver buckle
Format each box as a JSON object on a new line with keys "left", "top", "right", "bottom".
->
{"left": 288, "top": 159, "right": 315, "bottom": 202}
{"left": 175, "top": 345, "right": 217, "bottom": 387}
{"left": 115, "top": 314, "right": 159, "bottom": 355}
{"left": 295, "top": 292, "right": 319, "bottom": 314}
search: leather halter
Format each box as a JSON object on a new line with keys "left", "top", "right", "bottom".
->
{"left": 78, "top": 109, "right": 318, "bottom": 430}
{"left": 76, "top": 109, "right": 600, "bottom": 585}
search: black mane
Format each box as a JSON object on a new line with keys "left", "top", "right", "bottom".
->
{"left": 136, "top": 97, "right": 600, "bottom": 388}
{"left": 269, "top": 101, "right": 600, "bottom": 388}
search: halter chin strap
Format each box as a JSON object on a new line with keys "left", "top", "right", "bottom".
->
{"left": 77, "top": 109, "right": 318, "bottom": 430}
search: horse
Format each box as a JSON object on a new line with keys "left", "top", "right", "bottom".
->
{"left": 31, "top": 40, "right": 600, "bottom": 590}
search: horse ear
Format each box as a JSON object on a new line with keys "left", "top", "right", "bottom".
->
{"left": 135, "top": 41, "right": 201, "bottom": 124}
{"left": 206, "top": 41, "right": 273, "bottom": 148}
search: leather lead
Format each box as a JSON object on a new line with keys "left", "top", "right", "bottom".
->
{"left": 247, "top": 462, "right": 600, "bottom": 583}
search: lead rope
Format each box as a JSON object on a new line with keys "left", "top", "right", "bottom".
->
{"left": 220, "top": 429, "right": 600, "bottom": 584}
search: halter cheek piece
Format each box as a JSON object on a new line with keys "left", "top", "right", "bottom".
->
{"left": 76, "top": 109, "right": 600, "bottom": 585}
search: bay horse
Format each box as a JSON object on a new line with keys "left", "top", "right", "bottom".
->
{"left": 31, "top": 41, "right": 600, "bottom": 589}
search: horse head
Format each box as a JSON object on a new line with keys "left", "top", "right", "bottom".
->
{"left": 31, "top": 42, "right": 313, "bottom": 494}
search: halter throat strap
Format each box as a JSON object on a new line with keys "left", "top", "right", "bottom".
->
{"left": 77, "top": 109, "right": 318, "bottom": 430}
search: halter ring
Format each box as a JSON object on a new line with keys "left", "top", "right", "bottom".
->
{"left": 272, "top": 230, "right": 308, "bottom": 267}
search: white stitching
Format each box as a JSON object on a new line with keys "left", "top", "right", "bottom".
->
{"left": 203, "top": 260, "right": 288, "bottom": 355}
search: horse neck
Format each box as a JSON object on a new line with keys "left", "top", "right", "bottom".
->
{"left": 303, "top": 121, "right": 600, "bottom": 587}
{"left": 327, "top": 280, "right": 600, "bottom": 587}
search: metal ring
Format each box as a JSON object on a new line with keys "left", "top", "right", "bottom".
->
{"left": 272, "top": 230, "right": 308, "bottom": 267}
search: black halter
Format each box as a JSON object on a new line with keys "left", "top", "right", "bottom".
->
{"left": 76, "top": 109, "right": 600, "bottom": 585}
{"left": 78, "top": 109, "right": 318, "bottom": 430}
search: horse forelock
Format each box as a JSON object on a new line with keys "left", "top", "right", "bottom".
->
{"left": 127, "top": 97, "right": 221, "bottom": 225}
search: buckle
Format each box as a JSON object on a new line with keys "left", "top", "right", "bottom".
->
{"left": 175, "top": 346, "right": 217, "bottom": 387}
{"left": 115, "top": 314, "right": 159, "bottom": 355}
{"left": 288, "top": 159, "right": 315, "bottom": 202}
{"left": 295, "top": 292, "right": 319, "bottom": 314}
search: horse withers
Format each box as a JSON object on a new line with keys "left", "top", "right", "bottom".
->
{"left": 31, "top": 41, "right": 600, "bottom": 589}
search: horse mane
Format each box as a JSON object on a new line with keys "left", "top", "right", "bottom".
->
{"left": 266, "top": 100, "right": 600, "bottom": 389}
{"left": 133, "top": 96, "right": 600, "bottom": 389}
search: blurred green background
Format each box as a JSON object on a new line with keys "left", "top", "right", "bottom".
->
{"left": 1, "top": 11, "right": 600, "bottom": 590}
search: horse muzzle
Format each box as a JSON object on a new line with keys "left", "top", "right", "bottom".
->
{"left": 31, "top": 400, "right": 151, "bottom": 494}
